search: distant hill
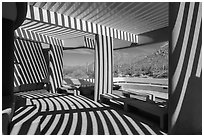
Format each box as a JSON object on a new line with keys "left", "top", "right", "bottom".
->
{"left": 114, "top": 42, "right": 168, "bottom": 78}
{"left": 63, "top": 63, "right": 95, "bottom": 79}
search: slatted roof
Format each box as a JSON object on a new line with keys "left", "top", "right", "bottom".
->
{"left": 29, "top": 2, "right": 168, "bottom": 35}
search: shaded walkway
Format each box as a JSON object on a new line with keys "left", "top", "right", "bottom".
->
{"left": 10, "top": 90, "right": 166, "bottom": 135}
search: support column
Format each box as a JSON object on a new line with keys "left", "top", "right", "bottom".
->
{"left": 169, "top": 2, "right": 202, "bottom": 134}
{"left": 49, "top": 41, "right": 64, "bottom": 93}
{"left": 2, "top": 2, "right": 27, "bottom": 134}
{"left": 94, "top": 34, "right": 113, "bottom": 101}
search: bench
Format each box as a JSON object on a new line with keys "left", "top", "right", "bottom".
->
{"left": 122, "top": 90, "right": 167, "bottom": 104}
{"left": 121, "top": 90, "right": 155, "bottom": 102}
{"left": 100, "top": 91, "right": 155, "bottom": 106}
{"left": 100, "top": 92, "right": 167, "bottom": 130}
{"left": 124, "top": 99, "right": 167, "bottom": 130}
{"left": 100, "top": 93, "right": 127, "bottom": 105}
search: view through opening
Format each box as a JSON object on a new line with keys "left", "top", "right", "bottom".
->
{"left": 62, "top": 37, "right": 95, "bottom": 100}
{"left": 113, "top": 39, "right": 168, "bottom": 104}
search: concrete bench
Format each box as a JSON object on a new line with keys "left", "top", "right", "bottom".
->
{"left": 122, "top": 90, "right": 155, "bottom": 102}
{"left": 124, "top": 99, "right": 167, "bottom": 130}
{"left": 122, "top": 90, "right": 167, "bottom": 104}
{"left": 100, "top": 92, "right": 167, "bottom": 130}
{"left": 100, "top": 93, "right": 127, "bottom": 104}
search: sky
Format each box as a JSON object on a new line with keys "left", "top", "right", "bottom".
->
{"left": 63, "top": 49, "right": 94, "bottom": 67}
{"left": 63, "top": 36, "right": 131, "bottom": 49}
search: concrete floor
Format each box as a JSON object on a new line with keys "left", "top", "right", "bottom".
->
{"left": 10, "top": 91, "right": 167, "bottom": 135}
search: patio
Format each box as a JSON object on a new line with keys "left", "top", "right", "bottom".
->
{"left": 10, "top": 90, "right": 166, "bottom": 135}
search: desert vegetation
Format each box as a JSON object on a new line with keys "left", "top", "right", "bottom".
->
{"left": 114, "top": 42, "right": 168, "bottom": 78}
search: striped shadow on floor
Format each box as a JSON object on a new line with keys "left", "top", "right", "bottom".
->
{"left": 10, "top": 91, "right": 166, "bottom": 135}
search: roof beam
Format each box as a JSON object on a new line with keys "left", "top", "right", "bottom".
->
{"left": 137, "top": 27, "right": 169, "bottom": 45}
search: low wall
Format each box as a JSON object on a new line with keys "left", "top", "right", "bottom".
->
{"left": 113, "top": 77, "right": 168, "bottom": 86}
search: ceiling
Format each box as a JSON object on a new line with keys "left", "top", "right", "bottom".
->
{"left": 29, "top": 2, "right": 168, "bottom": 35}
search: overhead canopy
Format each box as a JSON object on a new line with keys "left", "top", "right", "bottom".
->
{"left": 29, "top": 2, "right": 168, "bottom": 35}
{"left": 15, "top": 2, "right": 168, "bottom": 46}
